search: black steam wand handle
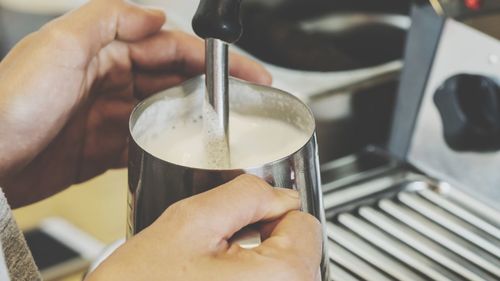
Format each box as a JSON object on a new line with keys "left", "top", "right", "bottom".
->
{"left": 192, "top": 0, "right": 243, "bottom": 43}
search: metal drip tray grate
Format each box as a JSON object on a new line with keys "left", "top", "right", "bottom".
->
{"left": 323, "top": 177, "right": 500, "bottom": 281}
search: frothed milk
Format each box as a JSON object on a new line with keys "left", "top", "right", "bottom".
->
{"left": 135, "top": 112, "right": 310, "bottom": 169}
{"left": 202, "top": 103, "right": 231, "bottom": 168}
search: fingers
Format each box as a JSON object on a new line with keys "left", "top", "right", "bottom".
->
{"left": 129, "top": 31, "right": 204, "bottom": 74}
{"left": 229, "top": 53, "right": 272, "bottom": 86}
{"left": 164, "top": 175, "right": 299, "bottom": 248}
{"left": 129, "top": 30, "right": 272, "bottom": 91}
{"left": 133, "top": 72, "right": 186, "bottom": 99}
{"left": 115, "top": 3, "right": 166, "bottom": 42}
{"left": 255, "top": 211, "right": 323, "bottom": 279}
{"left": 39, "top": 0, "right": 166, "bottom": 67}
{"left": 257, "top": 211, "right": 322, "bottom": 259}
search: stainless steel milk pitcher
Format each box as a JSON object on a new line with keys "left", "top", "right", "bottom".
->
{"left": 128, "top": 76, "right": 329, "bottom": 280}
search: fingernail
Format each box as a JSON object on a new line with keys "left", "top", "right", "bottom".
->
{"left": 276, "top": 187, "right": 299, "bottom": 199}
{"left": 259, "top": 72, "right": 273, "bottom": 86}
{"left": 264, "top": 73, "right": 273, "bottom": 85}
{"left": 145, "top": 7, "right": 166, "bottom": 17}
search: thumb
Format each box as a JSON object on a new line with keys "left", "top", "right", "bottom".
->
{"left": 40, "top": 0, "right": 166, "bottom": 65}
{"left": 254, "top": 211, "right": 323, "bottom": 280}
{"left": 165, "top": 175, "right": 300, "bottom": 250}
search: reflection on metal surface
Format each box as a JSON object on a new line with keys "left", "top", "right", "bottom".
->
{"left": 128, "top": 75, "right": 330, "bottom": 280}
{"left": 341, "top": 210, "right": 459, "bottom": 281}
{"left": 379, "top": 199, "right": 500, "bottom": 276}
{"left": 321, "top": 153, "right": 500, "bottom": 281}
{"left": 407, "top": 19, "right": 500, "bottom": 212}
{"left": 328, "top": 242, "right": 393, "bottom": 281}
{"left": 308, "top": 62, "right": 402, "bottom": 102}
{"left": 329, "top": 262, "right": 362, "bottom": 281}
{"left": 429, "top": 0, "right": 445, "bottom": 15}
{"left": 299, "top": 13, "right": 411, "bottom": 33}
{"left": 323, "top": 174, "right": 408, "bottom": 208}
{"left": 418, "top": 189, "right": 500, "bottom": 239}
{"left": 204, "top": 38, "right": 230, "bottom": 163}
{"left": 321, "top": 11, "right": 500, "bottom": 281}
{"left": 398, "top": 193, "right": 500, "bottom": 258}
{"left": 328, "top": 222, "right": 427, "bottom": 281}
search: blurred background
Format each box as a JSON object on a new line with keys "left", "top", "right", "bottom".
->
{"left": 13, "top": 171, "right": 126, "bottom": 280}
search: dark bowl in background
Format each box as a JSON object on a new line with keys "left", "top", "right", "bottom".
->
{"left": 237, "top": 0, "right": 411, "bottom": 72}
{"left": 237, "top": 0, "right": 411, "bottom": 162}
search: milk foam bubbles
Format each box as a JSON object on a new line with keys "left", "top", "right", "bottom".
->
{"left": 135, "top": 112, "right": 310, "bottom": 169}
{"left": 202, "top": 103, "right": 231, "bottom": 168}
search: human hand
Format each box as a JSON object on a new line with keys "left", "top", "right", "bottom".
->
{"left": 86, "top": 175, "right": 322, "bottom": 281}
{"left": 0, "top": 0, "right": 271, "bottom": 207}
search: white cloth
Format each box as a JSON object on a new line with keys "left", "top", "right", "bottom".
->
{"left": 0, "top": 188, "right": 41, "bottom": 280}
{"left": 0, "top": 241, "right": 11, "bottom": 281}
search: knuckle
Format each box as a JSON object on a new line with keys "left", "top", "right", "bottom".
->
{"left": 162, "top": 199, "right": 192, "bottom": 221}
{"left": 274, "top": 236, "right": 295, "bottom": 250}
{"left": 160, "top": 198, "right": 209, "bottom": 235}
{"left": 235, "top": 174, "right": 273, "bottom": 193}
{"left": 234, "top": 174, "right": 261, "bottom": 184}
{"left": 233, "top": 174, "right": 276, "bottom": 203}
{"left": 305, "top": 213, "right": 322, "bottom": 229}
{"left": 291, "top": 211, "right": 321, "bottom": 229}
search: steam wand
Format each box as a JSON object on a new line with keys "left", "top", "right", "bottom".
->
{"left": 193, "top": 0, "right": 243, "bottom": 167}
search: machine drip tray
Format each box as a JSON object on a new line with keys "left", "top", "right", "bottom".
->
{"left": 322, "top": 155, "right": 500, "bottom": 281}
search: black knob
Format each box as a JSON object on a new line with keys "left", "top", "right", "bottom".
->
{"left": 434, "top": 74, "right": 500, "bottom": 152}
{"left": 192, "top": 0, "right": 243, "bottom": 43}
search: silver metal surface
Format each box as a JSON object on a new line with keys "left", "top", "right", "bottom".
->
{"left": 323, "top": 172, "right": 420, "bottom": 208}
{"left": 328, "top": 242, "right": 393, "bottom": 281}
{"left": 205, "top": 38, "right": 230, "bottom": 163}
{"left": 429, "top": 0, "right": 445, "bottom": 16}
{"left": 308, "top": 62, "right": 402, "bottom": 102}
{"left": 300, "top": 13, "right": 411, "bottom": 34}
{"left": 128, "top": 75, "right": 329, "bottom": 281}
{"left": 328, "top": 222, "right": 427, "bottom": 281}
{"left": 320, "top": 147, "right": 401, "bottom": 192}
{"left": 316, "top": 13, "right": 500, "bottom": 281}
{"left": 321, "top": 154, "right": 500, "bottom": 281}
{"left": 406, "top": 19, "right": 500, "bottom": 212}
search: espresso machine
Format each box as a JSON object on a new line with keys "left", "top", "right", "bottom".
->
{"left": 91, "top": 1, "right": 500, "bottom": 281}
{"left": 321, "top": 1, "right": 500, "bottom": 280}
